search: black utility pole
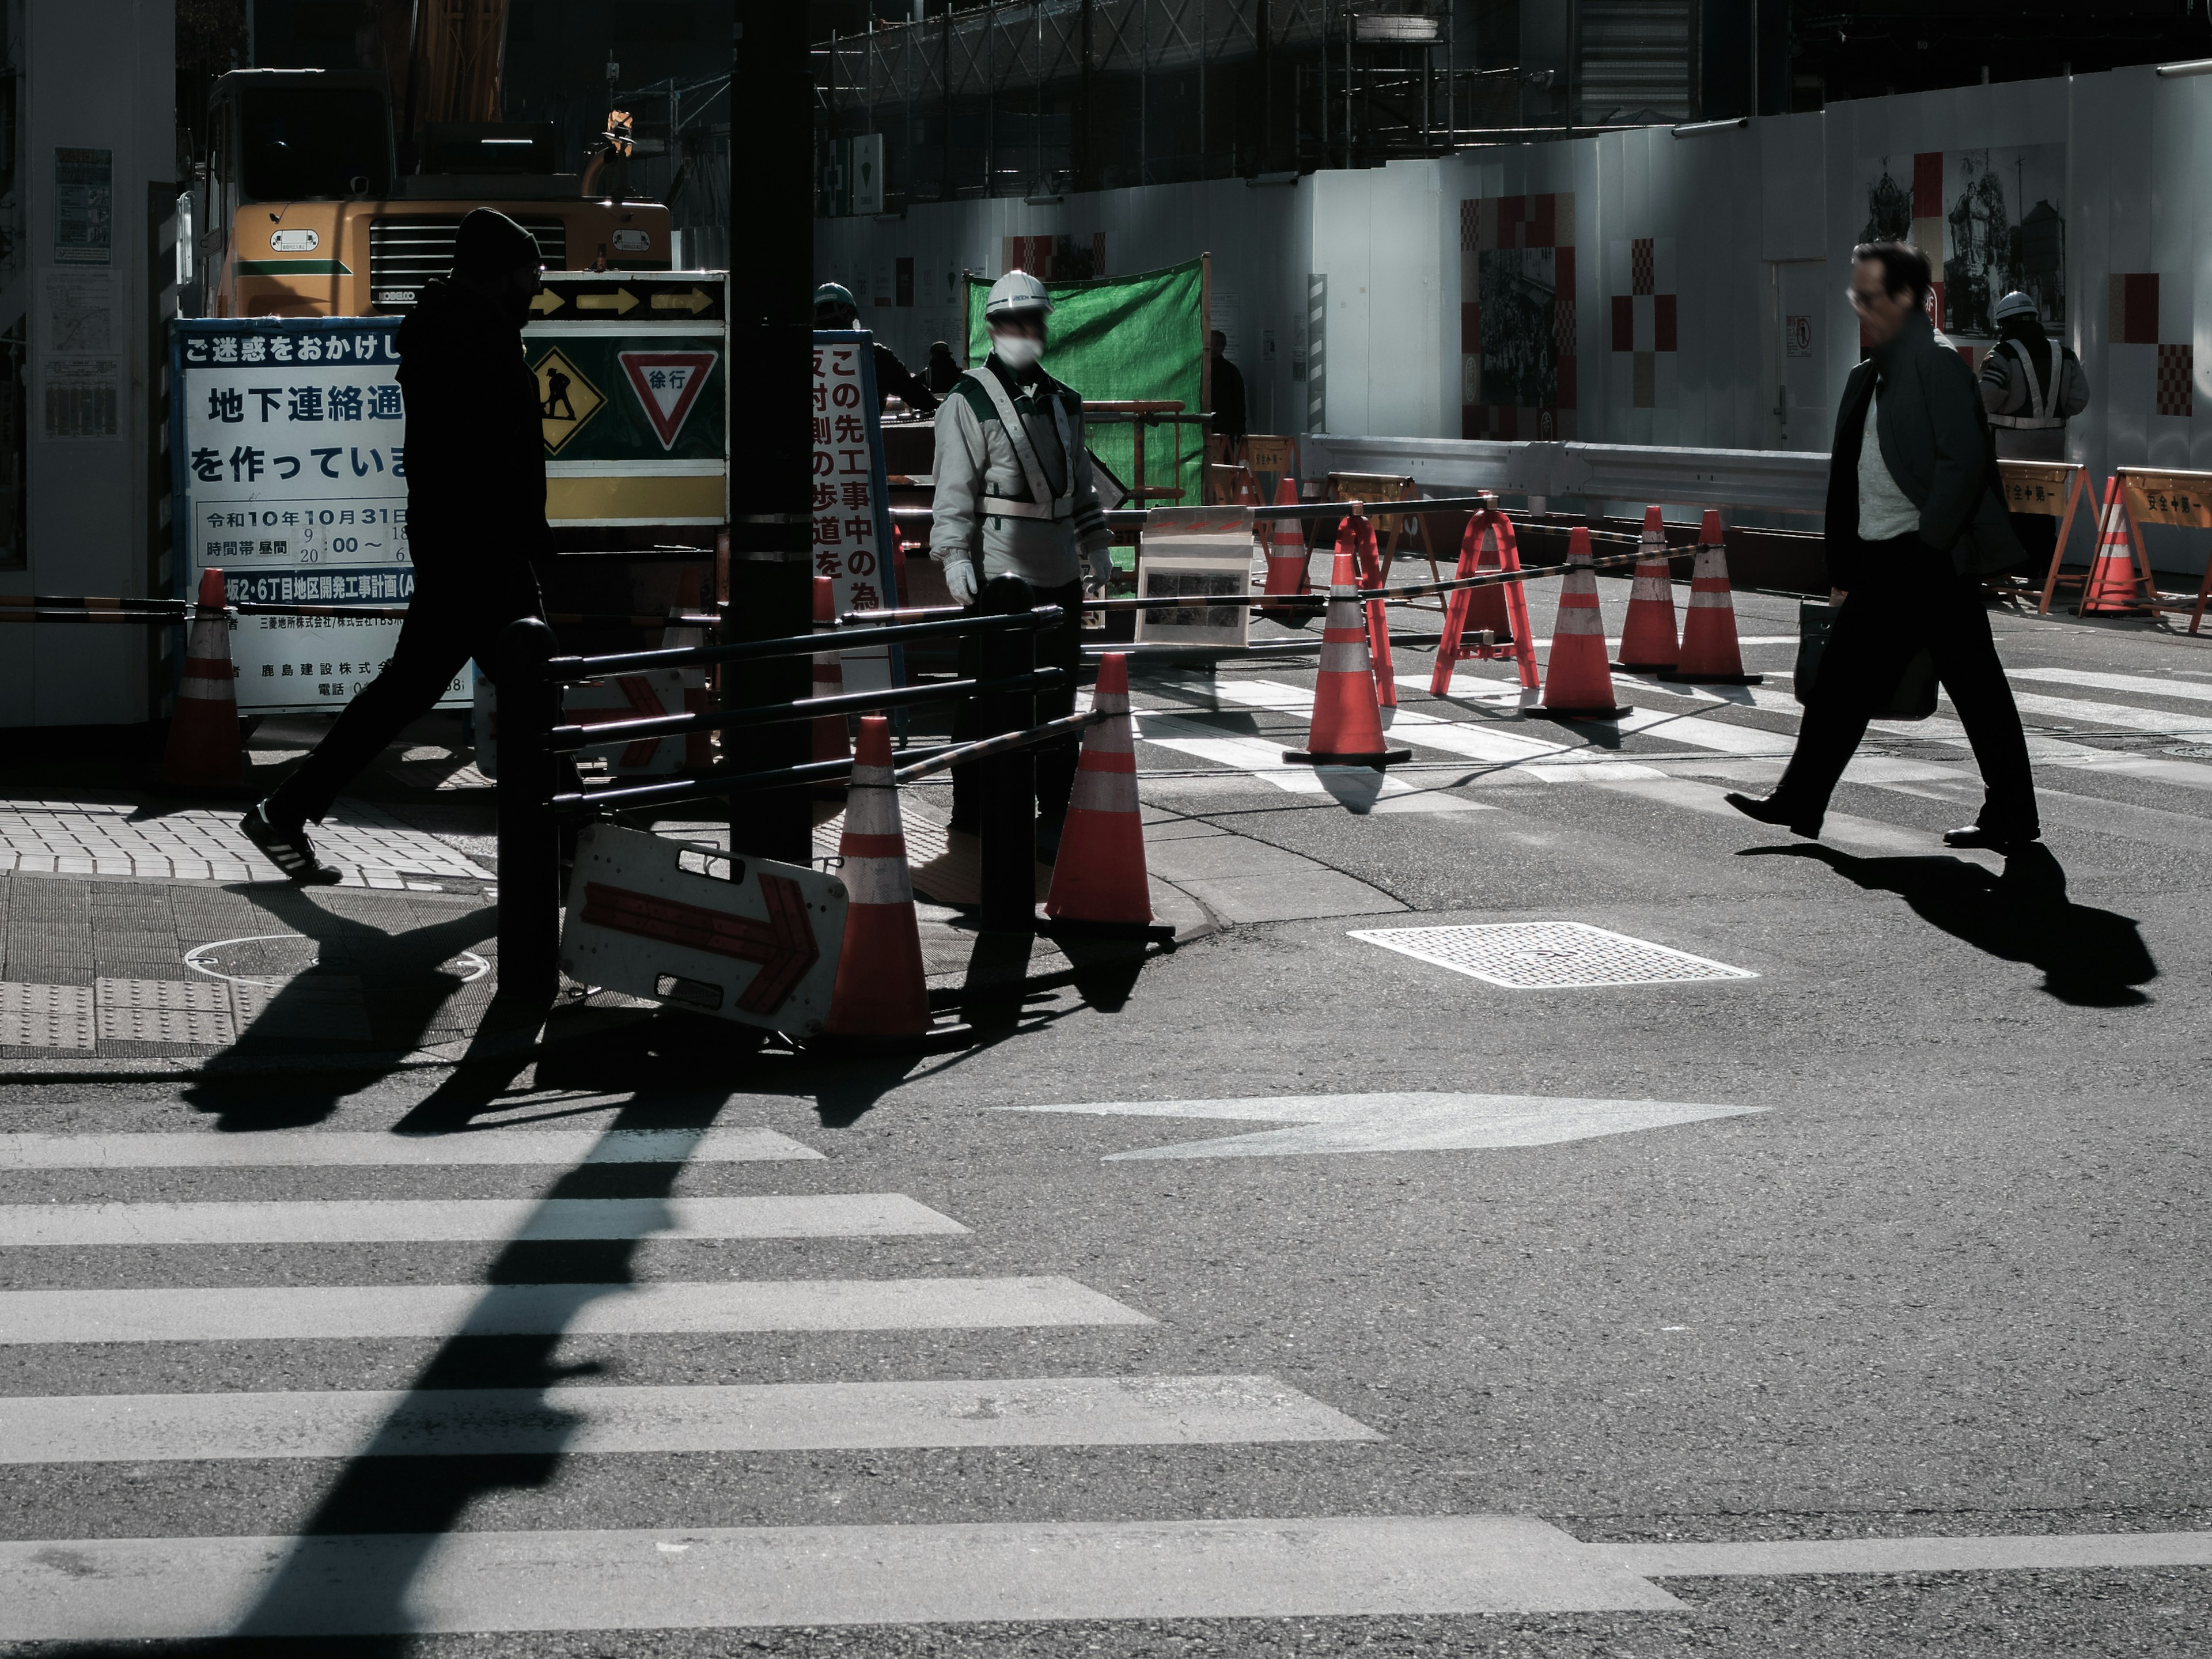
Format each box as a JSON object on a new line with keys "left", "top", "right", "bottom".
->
{"left": 727, "top": 1, "right": 815, "bottom": 865}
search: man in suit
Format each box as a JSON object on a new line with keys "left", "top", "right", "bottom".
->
{"left": 1727, "top": 240, "right": 2040, "bottom": 853}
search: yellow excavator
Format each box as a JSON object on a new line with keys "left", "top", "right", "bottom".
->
{"left": 198, "top": 0, "right": 671, "bottom": 318}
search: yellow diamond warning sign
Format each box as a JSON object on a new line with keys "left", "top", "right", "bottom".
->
{"left": 534, "top": 349, "right": 604, "bottom": 453}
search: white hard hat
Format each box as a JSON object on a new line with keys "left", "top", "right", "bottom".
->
{"left": 1993, "top": 290, "right": 2040, "bottom": 325}
{"left": 985, "top": 268, "right": 1054, "bottom": 319}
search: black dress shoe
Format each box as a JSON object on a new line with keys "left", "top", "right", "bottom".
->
{"left": 1942, "top": 823, "right": 2040, "bottom": 853}
{"left": 1723, "top": 790, "right": 1823, "bottom": 839}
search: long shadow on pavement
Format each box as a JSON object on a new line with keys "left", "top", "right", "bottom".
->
{"left": 1744, "top": 842, "right": 2158, "bottom": 1006}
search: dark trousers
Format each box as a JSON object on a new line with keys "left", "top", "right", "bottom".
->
{"left": 1779, "top": 536, "right": 2039, "bottom": 835}
{"left": 270, "top": 559, "right": 545, "bottom": 824}
{"left": 949, "top": 577, "right": 1085, "bottom": 832}
{"left": 2006, "top": 509, "right": 2058, "bottom": 577}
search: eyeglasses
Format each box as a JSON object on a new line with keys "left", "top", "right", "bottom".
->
{"left": 1845, "top": 285, "right": 1886, "bottom": 312}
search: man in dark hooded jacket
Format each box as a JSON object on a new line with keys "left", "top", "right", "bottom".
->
{"left": 242, "top": 208, "right": 551, "bottom": 881}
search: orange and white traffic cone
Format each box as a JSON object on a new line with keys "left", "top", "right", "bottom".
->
{"left": 1283, "top": 539, "right": 1413, "bottom": 767}
{"left": 811, "top": 575, "right": 851, "bottom": 786}
{"left": 1613, "top": 505, "right": 1680, "bottom": 672}
{"left": 1529, "top": 528, "right": 1630, "bottom": 721}
{"left": 162, "top": 567, "right": 245, "bottom": 788}
{"left": 1659, "top": 510, "right": 1763, "bottom": 685}
{"left": 1260, "top": 476, "right": 1312, "bottom": 621}
{"left": 1044, "top": 652, "right": 1153, "bottom": 927}
{"left": 824, "top": 715, "right": 930, "bottom": 1038}
{"left": 2081, "top": 477, "right": 2153, "bottom": 615}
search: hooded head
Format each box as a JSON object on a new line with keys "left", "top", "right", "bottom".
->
{"left": 452, "top": 209, "right": 545, "bottom": 325}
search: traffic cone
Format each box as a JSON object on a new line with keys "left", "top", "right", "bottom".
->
{"left": 1044, "top": 652, "right": 1152, "bottom": 927}
{"left": 1260, "top": 476, "right": 1312, "bottom": 622}
{"left": 161, "top": 567, "right": 244, "bottom": 787}
{"left": 824, "top": 715, "right": 929, "bottom": 1037}
{"left": 1528, "top": 528, "right": 1630, "bottom": 721}
{"left": 1613, "top": 505, "right": 1680, "bottom": 671}
{"left": 664, "top": 566, "right": 713, "bottom": 768}
{"left": 811, "top": 575, "right": 850, "bottom": 782}
{"left": 1283, "top": 540, "right": 1413, "bottom": 767}
{"left": 2081, "top": 478, "right": 2153, "bottom": 615}
{"left": 1659, "top": 511, "right": 1763, "bottom": 685}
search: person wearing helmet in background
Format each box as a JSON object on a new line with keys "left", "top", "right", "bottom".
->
{"left": 1979, "top": 291, "right": 2089, "bottom": 575}
{"left": 930, "top": 268, "right": 1113, "bottom": 859}
{"left": 813, "top": 282, "right": 938, "bottom": 414}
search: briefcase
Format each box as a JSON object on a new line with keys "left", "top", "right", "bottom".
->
{"left": 1794, "top": 598, "right": 1938, "bottom": 721}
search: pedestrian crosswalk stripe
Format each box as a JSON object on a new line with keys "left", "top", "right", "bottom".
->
{"left": 0, "top": 1375, "right": 1377, "bottom": 1463}
{"left": 0, "top": 1516, "right": 1681, "bottom": 1639}
{"left": 0, "top": 1277, "right": 1154, "bottom": 1343}
{"left": 2007, "top": 665, "right": 2212, "bottom": 704}
{"left": 2005, "top": 688, "right": 2212, "bottom": 736}
{"left": 1135, "top": 714, "right": 1484, "bottom": 812}
{"left": 0, "top": 1194, "right": 967, "bottom": 1247}
{"left": 0, "top": 1128, "right": 821, "bottom": 1169}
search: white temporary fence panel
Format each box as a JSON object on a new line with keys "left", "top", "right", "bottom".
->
{"left": 1134, "top": 506, "right": 1255, "bottom": 650}
{"left": 559, "top": 824, "right": 849, "bottom": 1037}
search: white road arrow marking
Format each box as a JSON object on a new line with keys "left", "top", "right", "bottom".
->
{"left": 998, "top": 1092, "right": 1764, "bottom": 1160}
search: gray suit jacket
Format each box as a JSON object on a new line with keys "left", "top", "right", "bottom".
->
{"left": 1824, "top": 309, "right": 2024, "bottom": 587}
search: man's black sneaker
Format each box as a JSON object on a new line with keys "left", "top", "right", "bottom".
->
{"left": 240, "top": 801, "right": 343, "bottom": 885}
{"left": 1722, "top": 790, "right": 1824, "bottom": 839}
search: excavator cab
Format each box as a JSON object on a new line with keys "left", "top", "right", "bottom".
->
{"left": 200, "top": 69, "right": 669, "bottom": 319}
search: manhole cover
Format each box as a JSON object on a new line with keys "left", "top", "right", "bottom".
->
{"left": 185, "top": 934, "right": 490, "bottom": 987}
{"left": 1350, "top": 922, "right": 1758, "bottom": 989}
{"left": 2164, "top": 744, "right": 2212, "bottom": 760}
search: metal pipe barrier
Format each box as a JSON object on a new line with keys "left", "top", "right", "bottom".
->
{"left": 496, "top": 581, "right": 1085, "bottom": 999}
{"left": 0, "top": 594, "right": 719, "bottom": 629}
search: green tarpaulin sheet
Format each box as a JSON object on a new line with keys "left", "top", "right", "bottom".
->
{"left": 965, "top": 257, "right": 1205, "bottom": 509}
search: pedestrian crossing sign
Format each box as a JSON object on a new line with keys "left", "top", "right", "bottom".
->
{"left": 533, "top": 348, "right": 605, "bottom": 454}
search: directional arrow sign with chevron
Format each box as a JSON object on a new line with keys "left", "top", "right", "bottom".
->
{"left": 995, "top": 1093, "right": 1764, "bottom": 1160}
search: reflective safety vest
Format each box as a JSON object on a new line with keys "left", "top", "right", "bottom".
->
{"left": 1987, "top": 338, "right": 2066, "bottom": 430}
{"left": 963, "top": 366, "right": 1078, "bottom": 522}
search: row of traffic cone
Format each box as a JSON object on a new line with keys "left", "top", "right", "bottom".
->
{"left": 824, "top": 653, "right": 1157, "bottom": 1038}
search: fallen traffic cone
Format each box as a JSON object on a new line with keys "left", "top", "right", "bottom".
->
{"left": 1260, "top": 475, "right": 1312, "bottom": 622}
{"left": 2081, "top": 476, "right": 2153, "bottom": 615}
{"left": 1044, "top": 652, "right": 1153, "bottom": 927}
{"left": 1528, "top": 527, "right": 1630, "bottom": 721}
{"left": 665, "top": 566, "right": 713, "bottom": 768}
{"left": 161, "top": 567, "right": 245, "bottom": 787}
{"left": 1659, "top": 511, "right": 1763, "bottom": 685}
{"left": 1613, "top": 505, "right": 1680, "bottom": 671}
{"left": 1283, "top": 540, "right": 1412, "bottom": 767}
{"left": 824, "top": 715, "right": 930, "bottom": 1037}
{"left": 812, "top": 576, "right": 851, "bottom": 787}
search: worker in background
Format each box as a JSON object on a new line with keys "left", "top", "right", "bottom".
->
{"left": 1979, "top": 291, "right": 2089, "bottom": 576}
{"left": 812, "top": 282, "right": 938, "bottom": 414}
{"left": 923, "top": 339, "right": 961, "bottom": 395}
{"left": 930, "top": 269, "right": 1112, "bottom": 861}
{"left": 241, "top": 209, "right": 554, "bottom": 882}
{"left": 1209, "top": 328, "right": 1248, "bottom": 465}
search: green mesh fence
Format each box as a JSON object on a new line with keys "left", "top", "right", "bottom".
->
{"left": 965, "top": 257, "right": 1206, "bottom": 509}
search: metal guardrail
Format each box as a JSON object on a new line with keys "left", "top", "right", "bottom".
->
{"left": 1306, "top": 436, "right": 1831, "bottom": 518}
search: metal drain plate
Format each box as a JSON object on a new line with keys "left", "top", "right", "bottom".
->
{"left": 1350, "top": 922, "right": 1758, "bottom": 990}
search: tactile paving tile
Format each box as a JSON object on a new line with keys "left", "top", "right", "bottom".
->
{"left": 93, "top": 978, "right": 237, "bottom": 1045}
{"left": 1349, "top": 922, "right": 1758, "bottom": 990}
{"left": 228, "top": 976, "right": 373, "bottom": 1042}
{"left": 0, "top": 984, "right": 96, "bottom": 1050}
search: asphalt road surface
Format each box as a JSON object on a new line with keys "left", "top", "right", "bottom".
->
{"left": 1, "top": 581, "right": 2207, "bottom": 1655}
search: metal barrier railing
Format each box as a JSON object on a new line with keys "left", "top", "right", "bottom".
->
{"left": 495, "top": 577, "right": 1082, "bottom": 1000}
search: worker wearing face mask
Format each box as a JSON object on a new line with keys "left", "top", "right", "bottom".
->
{"left": 929, "top": 268, "right": 1112, "bottom": 857}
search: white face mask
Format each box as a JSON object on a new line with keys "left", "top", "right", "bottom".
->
{"left": 991, "top": 332, "right": 1043, "bottom": 371}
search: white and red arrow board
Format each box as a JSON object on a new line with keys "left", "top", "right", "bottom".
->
{"left": 561, "top": 668, "right": 694, "bottom": 775}
{"left": 618, "top": 350, "right": 719, "bottom": 450}
{"left": 560, "top": 823, "right": 849, "bottom": 1035}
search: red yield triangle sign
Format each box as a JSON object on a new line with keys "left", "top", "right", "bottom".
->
{"left": 618, "top": 350, "right": 719, "bottom": 449}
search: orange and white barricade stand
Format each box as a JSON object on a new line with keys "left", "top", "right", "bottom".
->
{"left": 1430, "top": 501, "right": 1539, "bottom": 696}
{"left": 1324, "top": 471, "right": 1440, "bottom": 582}
{"left": 1343, "top": 508, "right": 1397, "bottom": 708}
{"left": 2065, "top": 468, "right": 2212, "bottom": 629}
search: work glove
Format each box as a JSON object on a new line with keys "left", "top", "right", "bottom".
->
{"left": 942, "top": 559, "right": 979, "bottom": 606}
{"left": 1080, "top": 536, "right": 1113, "bottom": 599}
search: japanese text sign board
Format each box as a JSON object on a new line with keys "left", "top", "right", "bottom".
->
{"left": 811, "top": 331, "right": 904, "bottom": 695}
{"left": 2118, "top": 467, "right": 2212, "bottom": 529}
{"left": 1996, "top": 461, "right": 2082, "bottom": 520}
{"left": 172, "top": 317, "right": 453, "bottom": 715}
{"left": 527, "top": 271, "right": 729, "bottom": 526}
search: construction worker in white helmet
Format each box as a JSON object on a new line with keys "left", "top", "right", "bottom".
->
{"left": 930, "top": 268, "right": 1113, "bottom": 856}
{"left": 1979, "top": 290, "right": 2089, "bottom": 574}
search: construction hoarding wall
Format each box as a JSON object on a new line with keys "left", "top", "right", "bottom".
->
{"left": 817, "top": 62, "right": 2212, "bottom": 577}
